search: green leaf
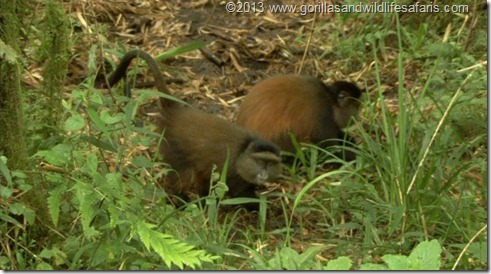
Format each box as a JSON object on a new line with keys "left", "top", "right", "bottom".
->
{"left": 74, "top": 183, "right": 100, "bottom": 240}
{"left": 86, "top": 107, "right": 107, "bottom": 132}
{"left": 100, "top": 109, "right": 124, "bottom": 125}
{"left": 267, "top": 248, "right": 283, "bottom": 269}
{"left": 247, "top": 248, "right": 269, "bottom": 269}
{"left": 9, "top": 203, "right": 35, "bottom": 224}
{"left": 154, "top": 41, "right": 205, "bottom": 61}
{"left": 39, "top": 247, "right": 67, "bottom": 267}
{"left": 48, "top": 186, "right": 65, "bottom": 226}
{"left": 278, "top": 247, "right": 299, "bottom": 270}
{"left": 220, "top": 197, "right": 260, "bottom": 205}
{"left": 105, "top": 172, "right": 123, "bottom": 189}
{"left": 133, "top": 89, "right": 189, "bottom": 107}
{"left": 9, "top": 202, "right": 25, "bottom": 215}
{"left": 89, "top": 91, "right": 104, "bottom": 106}
{"left": 124, "top": 99, "right": 138, "bottom": 126}
{"left": 360, "top": 263, "right": 389, "bottom": 270}
{"left": 45, "top": 172, "right": 64, "bottom": 184}
{"left": 324, "top": 256, "right": 352, "bottom": 270}
{"left": 382, "top": 254, "right": 410, "bottom": 270}
{"left": 39, "top": 249, "right": 54, "bottom": 259}
{"left": 0, "top": 185, "right": 13, "bottom": 199}
{"left": 467, "top": 241, "right": 487, "bottom": 263}
{"left": 131, "top": 156, "right": 154, "bottom": 168}
{"left": 0, "top": 40, "right": 19, "bottom": 64}
{"left": 107, "top": 203, "right": 121, "bottom": 229}
{"left": 133, "top": 218, "right": 217, "bottom": 269}
{"left": 297, "top": 246, "right": 325, "bottom": 269}
{"left": 0, "top": 156, "right": 12, "bottom": 184}
{"left": 388, "top": 205, "right": 404, "bottom": 235}
{"left": 83, "top": 152, "right": 98, "bottom": 175}
{"left": 408, "top": 239, "right": 441, "bottom": 270}
{"left": 35, "top": 144, "right": 73, "bottom": 166}
{"left": 64, "top": 113, "right": 86, "bottom": 131}
{"left": 360, "top": 240, "right": 443, "bottom": 270}
{"left": 0, "top": 212, "right": 22, "bottom": 227}
{"left": 80, "top": 134, "right": 117, "bottom": 153}
{"left": 36, "top": 262, "right": 53, "bottom": 270}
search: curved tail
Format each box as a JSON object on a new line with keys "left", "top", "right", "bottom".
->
{"left": 108, "top": 49, "right": 176, "bottom": 108}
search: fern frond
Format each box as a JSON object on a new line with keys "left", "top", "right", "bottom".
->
{"left": 74, "top": 182, "right": 101, "bottom": 239}
{"left": 132, "top": 219, "right": 217, "bottom": 269}
{"left": 47, "top": 185, "right": 66, "bottom": 226}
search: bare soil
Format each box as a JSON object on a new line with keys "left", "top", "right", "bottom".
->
{"left": 67, "top": 0, "right": 366, "bottom": 119}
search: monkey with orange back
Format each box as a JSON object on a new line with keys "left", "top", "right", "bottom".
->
{"left": 237, "top": 75, "right": 362, "bottom": 161}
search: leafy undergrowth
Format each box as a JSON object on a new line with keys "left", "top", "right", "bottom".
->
{"left": 246, "top": 239, "right": 442, "bottom": 270}
{"left": 1, "top": 0, "right": 487, "bottom": 270}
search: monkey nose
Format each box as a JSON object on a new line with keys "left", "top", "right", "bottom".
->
{"left": 256, "top": 171, "right": 268, "bottom": 184}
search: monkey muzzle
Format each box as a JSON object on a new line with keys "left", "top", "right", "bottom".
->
{"left": 255, "top": 170, "right": 270, "bottom": 184}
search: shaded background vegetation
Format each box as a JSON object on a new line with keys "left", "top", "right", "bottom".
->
{"left": 0, "top": 0, "right": 487, "bottom": 270}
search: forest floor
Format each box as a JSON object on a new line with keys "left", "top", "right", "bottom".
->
{"left": 66, "top": 0, "right": 381, "bottom": 119}
{"left": 26, "top": 0, "right": 484, "bottom": 268}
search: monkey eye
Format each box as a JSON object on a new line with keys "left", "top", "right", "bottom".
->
{"left": 338, "top": 91, "right": 348, "bottom": 100}
{"left": 337, "top": 91, "right": 347, "bottom": 102}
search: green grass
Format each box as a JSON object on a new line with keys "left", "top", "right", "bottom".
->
{"left": 0, "top": 1, "right": 486, "bottom": 270}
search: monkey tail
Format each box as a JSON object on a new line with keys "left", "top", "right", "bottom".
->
{"left": 108, "top": 49, "right": 177, "bottom": 109}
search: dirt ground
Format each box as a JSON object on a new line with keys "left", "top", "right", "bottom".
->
{"left": 68, "top": 0, "right": 367, "bottom": 120}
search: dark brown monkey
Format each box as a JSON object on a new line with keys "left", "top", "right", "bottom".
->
{"left": 236, "top": 75, "right": 362, "bottom": 160}
{"left": 108, "top": 49, "right": 282, "bottom": 206}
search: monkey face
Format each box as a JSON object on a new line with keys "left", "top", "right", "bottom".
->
{"left": 331, "top": 82, "right": 363, "bottom": 128}
{"left": 237, "top": 155, "right": 282, "bottom": 185}
{"left": 254, "top": 156, "right": 282, "bottom": 184}
{"left": 235, "top": 141, "right": 282, "bottom": 185}
{"left": 334, "top": 96, "right": 361, "bottom": 128}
